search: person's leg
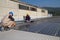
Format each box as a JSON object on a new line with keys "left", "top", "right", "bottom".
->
{"left": 8, "top": 21, "right": 15, "bottom": 30}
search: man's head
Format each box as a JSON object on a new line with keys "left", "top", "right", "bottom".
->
{"left": 9, "top": 12, "right": 13, "bottom": 16}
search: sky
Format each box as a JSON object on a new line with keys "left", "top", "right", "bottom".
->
{"left": 19, "top": 0, "right": 60, "bottom": 7}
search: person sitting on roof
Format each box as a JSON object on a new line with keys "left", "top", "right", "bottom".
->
{"left": 25, "top": 14, "right": 31, "bottom": 22}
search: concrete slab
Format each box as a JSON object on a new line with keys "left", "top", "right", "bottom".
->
{"left": 0, "top": 30, "right": 60, "bottom": 40}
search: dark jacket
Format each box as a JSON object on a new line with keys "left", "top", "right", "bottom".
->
{"left": 8, "top": 16, "right": 14, "bottom": 21}
{"left": 26, "top": 15, "right": 30, "bottom": 21}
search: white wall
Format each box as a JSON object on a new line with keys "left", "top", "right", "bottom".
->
{"left": 0, "top": 0, "right": 48, "bottom": 22}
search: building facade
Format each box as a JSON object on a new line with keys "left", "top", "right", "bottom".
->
{"left": 0, "top": 0, "right": 48, "bottom": 22}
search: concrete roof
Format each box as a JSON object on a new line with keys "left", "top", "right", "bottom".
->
{"left": 0, "top": 30, "right": 60, "bottom": 40}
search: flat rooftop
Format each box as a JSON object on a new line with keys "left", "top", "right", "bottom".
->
{"left": 14, "top": 16, "right": 60, "bottom": 37}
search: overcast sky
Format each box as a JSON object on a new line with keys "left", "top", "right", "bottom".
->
{"left": 19, "top": 0, "right": 60, "bottom": 7}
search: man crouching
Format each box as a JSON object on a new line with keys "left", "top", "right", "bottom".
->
{"left": 1, "top": 12, "right": 16, "bottom": 31}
